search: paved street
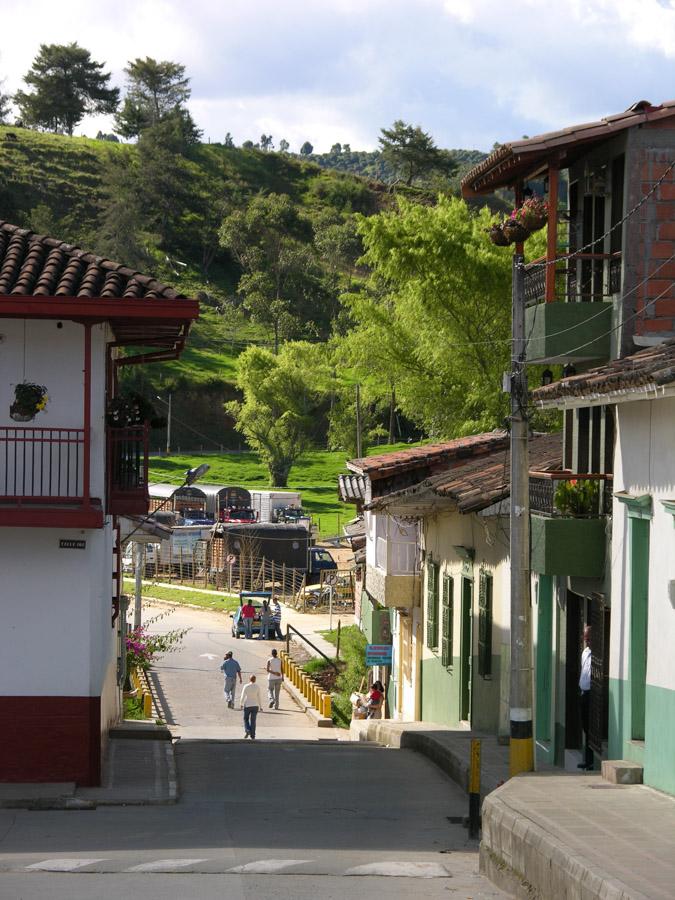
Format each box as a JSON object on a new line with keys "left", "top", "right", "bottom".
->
{"left": 0, "top": 604, "right": 508, "bottom": 899}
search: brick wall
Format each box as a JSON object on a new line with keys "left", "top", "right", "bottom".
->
{"left": 0, "top": 696, "right": 101, "bottom": 785}
{"left": 631, "top": 135, "right": 675, "bottom": 345}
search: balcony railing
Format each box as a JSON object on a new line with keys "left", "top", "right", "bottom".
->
{"left": 529, "top": 472, "right": 613, "bottom": 518}
{"left": 524, "top": 253, "right": 621, "bottom": 306}
{"left": 107, "top": 425, "right": 149, "bottom": 516}
{"left": 0, "top": 427, "right": 85, "bottom": 502}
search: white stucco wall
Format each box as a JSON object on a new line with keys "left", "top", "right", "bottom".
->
{"left": 610, "top": 396, "right": 675, "bottom": 692}
{"left": 0, "top": 522, "right": 117, "bottom": 698}
{"left": 0, "top": 319, "right": 108, "bottom": 499}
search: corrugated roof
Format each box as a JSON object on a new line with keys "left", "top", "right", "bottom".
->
{"left": 368, "top": 432, "right": 562, "bottom": 515}
{"left": 338, "top": 473, "right": 367, "bottom": 503}
{"left": 532, "top": 338, "right": 675, "bottom": 406}
{"left": 462, "top": 100, "right": 675, "bottom": 195}
{"left": 347, "top": 431, "right": 509, "bottom": 480}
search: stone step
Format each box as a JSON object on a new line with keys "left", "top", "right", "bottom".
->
{"left": 601, "top": 759, "right": 643, "bottom": 784}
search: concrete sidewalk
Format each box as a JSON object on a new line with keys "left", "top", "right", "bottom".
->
{"left": 351, "top": 720, "right": 675, "bottom": 898}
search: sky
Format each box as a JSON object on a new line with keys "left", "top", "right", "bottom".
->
{"left": 2, "top": 0, "right": 675, "bottom": 153}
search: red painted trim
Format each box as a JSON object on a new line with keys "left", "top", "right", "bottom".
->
{"left": 0, "top": 295, "right": 199, "bottom": 322}
{"left": 0, "top": 506, "right": 104, "bottom": 527}
{"left": 83, "top": 324, "right": 92, "bottom": 508}
{"left": 545, "top": 162, "right": 560, "bottom": 302}
{"left": 0, "top": 696, "right": 102, "bottom": 785}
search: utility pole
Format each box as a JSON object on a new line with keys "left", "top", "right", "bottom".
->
{"left": 133, "top": 542, "right": 143, "bottom": 630}
{"left": 165, "top": 392, "right": 172, "bottom": 455}
{"left": 355, "top": 383, "right": 362, "bottom": 458}
{"left": 509, "top": 252, "right": 534, "bottom": 776}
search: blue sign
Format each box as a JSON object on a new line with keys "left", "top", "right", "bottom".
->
{"left": 365, "top": 644, "right": 393, "bottom": 666}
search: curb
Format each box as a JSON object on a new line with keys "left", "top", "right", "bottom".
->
{"left": 282, "top": 678, "right": 333, "bottom": 727}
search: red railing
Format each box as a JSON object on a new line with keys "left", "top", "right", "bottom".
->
{"left": 107, "top": 425, "right": 149, "bottom": 515}
{"left": 0, "top": 427, "right": 85, "bottom": 503}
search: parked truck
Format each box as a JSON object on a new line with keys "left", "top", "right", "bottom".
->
{"left": 249, "top": 490, "right": 303, "bottom": 524}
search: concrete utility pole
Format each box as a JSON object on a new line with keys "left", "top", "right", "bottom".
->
{"left": 509, "top": 253, "right": 534, "bottom": 776}
{"left": 133, "top": 542, "right": 143, "bottom": 630}
{"left": 355, "top": 383, "right": 362, "bottom": 458}
{"left": 166, "top": 392, "right": 172, "bottom": 455}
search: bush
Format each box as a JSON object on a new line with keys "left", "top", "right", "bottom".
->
{"left": 322, "top": 625, "right": 368, "bottom": 725}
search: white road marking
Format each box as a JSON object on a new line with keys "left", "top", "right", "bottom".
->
{"left": 26, "top": 859, "right": 106, "bottom": 872}
{"left": 126, "top": 858, "right": 208, "bottom": 872}
{"left": 345, "top": 861, "right": 451, "bottom": 878}
{"left": 227, "top": 859, "right": 310, "bottom": 874}
{"left": 199, "top": 653, "right": 217, "bottom": 660}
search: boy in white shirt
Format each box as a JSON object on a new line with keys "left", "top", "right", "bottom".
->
{"left": 240, "top": 674, "right": 262, "bottom": 740}
{"left": 266, "top": 648, "right": 283, "bottom": 709}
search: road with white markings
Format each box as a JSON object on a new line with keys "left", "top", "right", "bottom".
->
{"left": 0, "top": 604, "right": 508, "bottom": 899}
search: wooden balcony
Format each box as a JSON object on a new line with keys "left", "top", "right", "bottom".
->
{"left": 0, "top": 426, "right": 102, "bottom": 527}
{"left": 107, "top": 425, "right": 149, "bottom": 516}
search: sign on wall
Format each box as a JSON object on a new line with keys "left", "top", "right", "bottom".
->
{"left": 365, "top": 644, "right": 393, "bottom": 667}
{"left": 59, "top": 539, "right": 86, "bottom": 550}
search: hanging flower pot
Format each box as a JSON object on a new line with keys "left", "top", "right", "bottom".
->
{"left": 487, "top": 224, "right": 510, "bottom": 246}
{"left": 510, "top": 196, "right": 549, "bottom": 233}
{"left": 10, "top": 382, "right": 48, "bottom": 421}
{"left": 106, "top": 392, "right": 164, "bottom": 429}
{"left": 501, "top": 220, "right": 531, "bottom": 244}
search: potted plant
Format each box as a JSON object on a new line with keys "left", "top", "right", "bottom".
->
{"left": 487, "top": 224, "right": 510, "bottom": 246}
{"left": 501, "top": 215, "right": 531, "bottom": 244}
{"left": 511, "top": 196, "right": 549, "bottom": 232}
{"left": 553, "top": 478, "right": 600, "bottom": 517}
{"left": 10, "top": 382, "right": 48, "bottom": 421}
{"left": 106, "top": 392, "right": 166, "bottom": 429}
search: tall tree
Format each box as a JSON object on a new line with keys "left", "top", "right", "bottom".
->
{"left": 278, "top": 138, "right": 290, "bottom": 153}
{"left": 227, "top": 343, "right": 327, "bottom": 486}
{"left": 220, "top": 193, "right": 325, "bottom": 353}
{"left": 15, "top": 42, "right": 118, "bottom": 135}
{"left": 300, "top": 141, "right": 313, "bottom": 156}
{"left": 260, "top": 134, "right": 273, "bottom": 151}
{"left": 115, "top": 57, "right": 198, "bottom": 140}
{"left": 95, "top": 148, "right": 149, "bottom": 269}
{"left": 378, "top": 120, "right": 456, "bottom": 187}
{"left": 0, "top": 80, "right": 11, "bottom": 123}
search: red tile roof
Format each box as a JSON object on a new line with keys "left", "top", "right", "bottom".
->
{"left": 368, "top": 432, "right": 562, "bottom": 515}
{"left": 462, "top": 100, "right": 675, "bottom": 196}
{"left": 532, "top": 338, "right": 675, "bottom": 406}
{"left": 0, "top": 222, "right": 184, "bottom": 300}
{"left": 347, "top": 431, "right": 509, "bottom": 481}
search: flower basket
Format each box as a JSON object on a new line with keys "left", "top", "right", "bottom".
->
{"left": 106, "top": 392, "right": 165, "bottom": 429}
{"left": 487, "top": 224, "right": 510, "bottom": 246}
{"left": 554, "top": 479, "right": 600, "bottom": 517}
{"left": 501, "top": 220, "right": 530, "bottom": 244}
{"left": 511, "top": 196, "right": 549, "bottom": 233}
{"left": 10, "top": 382, "right": 48, "bottom": 421}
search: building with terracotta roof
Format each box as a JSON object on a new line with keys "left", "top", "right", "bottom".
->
{"left": 462, "top": 100, "right": 675, "bottom": 783}
{"left": 532, "top": 341, "right": 675, "bottom": 796}
{"left": 0, "top": 223, "right": 198, "bottom": 785}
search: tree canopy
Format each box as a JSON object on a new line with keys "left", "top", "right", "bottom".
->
{"left": 115, "top": 57, "right": 197, "bottom": 139}
{"left": 227, "top": 343, "right": 328, "bottom": 486}
{"left": 378, "top": 120, "right": 457, "bottom": 187}
{"left": 15, "top": 42, "right": 118, "bottom": 135}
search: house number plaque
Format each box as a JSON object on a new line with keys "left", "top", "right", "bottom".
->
{"left": 59, "top": 539, "right": 86, "bottom": 550}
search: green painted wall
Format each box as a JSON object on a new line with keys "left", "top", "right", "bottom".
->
{"left": 535, "top": 576, "right": 553, "bottom": 743}
{"left": 360, "top": 595, "right": 392, "bottom": 645}
{"left": 525, "top": 301, "right": 612, "bottom": 364}
{"left": 609, "top": 677, "right": 675, "bottom": 796}
{"left": 531, "top": 516, "right": 606, "bottom": 577}
{"left": 420, "top": 653, "right": 501, "bottom": 728}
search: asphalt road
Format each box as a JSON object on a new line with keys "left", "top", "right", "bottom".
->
{"left": 0, "top": 604, "right": 508, "bottom": 899}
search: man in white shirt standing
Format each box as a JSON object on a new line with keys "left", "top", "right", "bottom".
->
{"left": 240, "top": 674, "right": 262, "bottom": 740}
{"left": 578, "top": 625, "right": 593, "bottom": 770}
{"left": 266, "top": 648, "right": 283, "bottom": 710}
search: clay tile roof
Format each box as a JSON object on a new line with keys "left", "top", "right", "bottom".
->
{"left": 0, "top": 221, "right": 187, "bottom": 301}
{"left": 347, "top": 431, "right": 509, "bottom": 480}
{"left": 368, "top": 432, "right": 562, "bottom": 515}
{"left": 532, "top": 338, "right": 675, "bottom": 406}
{"left": 338, "top": 474, "right": 367, "bottom": 503}
{"left": 462, "top": 99, "right": 675, "bottom": 196}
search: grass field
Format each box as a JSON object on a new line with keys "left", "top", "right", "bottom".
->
{"left": 149, "top": 443, "right": 419, "bottom": 537}
{"left": 122, "top": 579, "right": 239, "bottom": 612}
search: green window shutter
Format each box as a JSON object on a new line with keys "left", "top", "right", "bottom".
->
{"left": 478, "top": 571, "right": 493, "bottom": 677}
{"left": 441, "top": 574, "right": 454, "bottom": 668}
{"left": 426, "top": 561, "right": 439, "bottom": 649}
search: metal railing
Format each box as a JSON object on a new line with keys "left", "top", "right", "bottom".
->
{"left": 107, "top": 425, "right": 148, "bottom": 494}
{"left": 529, "top": 472, "right": 613, "bottom": 518}
{"left": 0, "top": 426, "right": 85, "bottom": 501}
{"left": 524, "top": 253, "right": 621, "bottom": 306}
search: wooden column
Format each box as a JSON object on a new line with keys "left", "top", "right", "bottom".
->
{"left": 514, "top": 181, "right": 525, "bottom": 256}
{"left": 545, "top": 162, "right": 560, "bottom": 303}
{"left": 83, "top": 323, "right": 92, "bottom": 507}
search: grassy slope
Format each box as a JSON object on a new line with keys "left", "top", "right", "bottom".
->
{"left": 149, "top": 442, "right": 419, "bottom": 537}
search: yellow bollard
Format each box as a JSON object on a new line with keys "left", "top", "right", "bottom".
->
{"left": 311, "top": 683, "right": 318, "bottom": 708}
{"left": 323, "top": 694, "right": 332, "bottom": 719}
{"left": 292, "top": 664, "right": 299, "bottom": 688}
{"left": 143, "top": 692, "right": 152, "bottom": 718}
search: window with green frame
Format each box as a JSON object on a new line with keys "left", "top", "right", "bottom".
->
{"left": 478, "top": 570, "right": 493, "bottom": 678}
{"left": 426, "top": 560, "right": 439, "bottom": 649}
{"left": 441, "top": 574, "right": 454, "bottom": 668}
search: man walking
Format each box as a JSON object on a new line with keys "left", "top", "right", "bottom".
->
{"left": 258, "top": 601, "right": 272, "bottom": 640}
{"left": 220, "top": 651, "right": 242, "bottom": 709}
{"left": 240, "top": 674, "right": 262, "bottom": 740}
{"left": 578, "top": 625, "right": 594, "bottom": 771}
{"left": 271, "top": 598, "right": 283, "bottom": 640}
{"left": 266, "top": 648, "right": 283, "bottom": 709}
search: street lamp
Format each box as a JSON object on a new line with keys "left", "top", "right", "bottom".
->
{"left": 125, "top": 463, "right": 211, "bottom": 629}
